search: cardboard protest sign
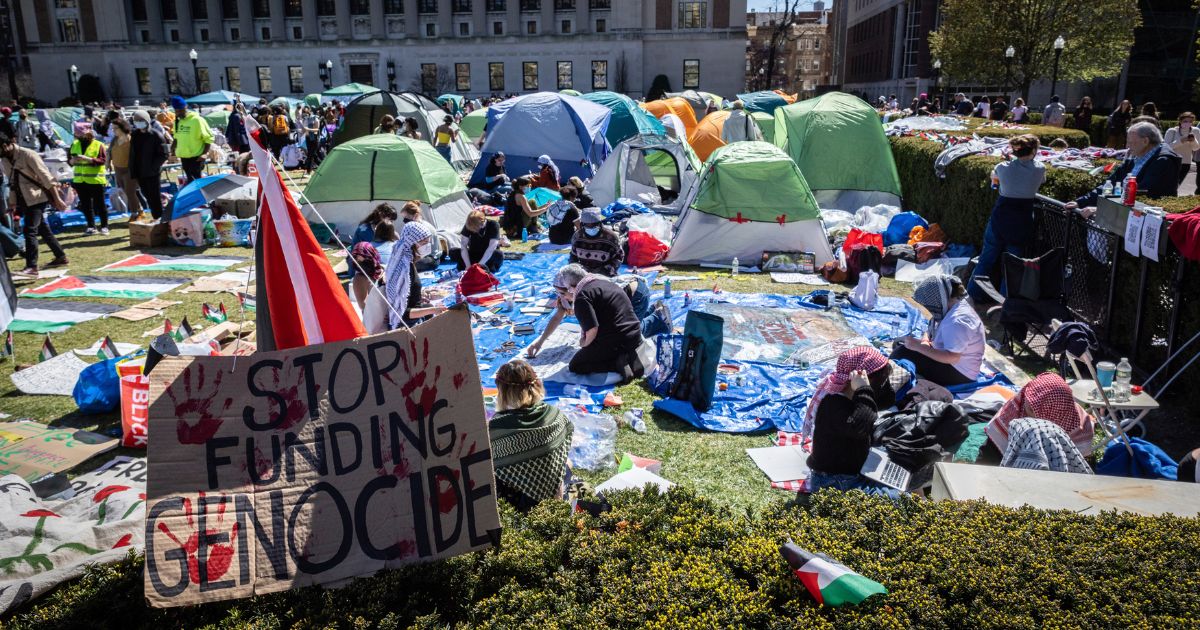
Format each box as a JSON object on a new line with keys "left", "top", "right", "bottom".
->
{"left": 0, "top": 421, "right": 118, "bottom": 481}
{"left": 143, "top": 308, "right": 500, "bottom": 607}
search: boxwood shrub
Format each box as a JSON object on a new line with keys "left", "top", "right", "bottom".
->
{"left": 9, "top": 489, "right": 1200, "bottom": 628}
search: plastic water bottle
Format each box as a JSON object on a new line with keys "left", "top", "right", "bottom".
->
{"left": 663, "top": 278, "right": 672, "bottom": 298}
{"left": 623, "top": 409, "right": 647, "bottom": 433}
{"left": 1113, "top": 181, "right": 1123, "bottom": 200}
{"left": 1101, "top": 180, "right": 1114, "bottom": 197}
{"left": 1114, "top": 358, "right": 1132, "bottom": 402}
{"left": 521, "top": 227, "right": 528, "bottom": 242}
{"left": 731, "top": 257, "right": 739, "bottom": 277}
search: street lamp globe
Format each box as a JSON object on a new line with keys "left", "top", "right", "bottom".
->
{"left": 1053, "top": 36, "right": 1066, "bottom": 51}
{"left": 1004, "top": 46, "right": 1015, "bottom": 58}
{"left": 69, "top": 64, "right": 77, "bottom": 72}
{"left": 188, "top": 48, "right": 198, "bottom": 61}
{"left": 325, "top": 60, "right": 333, "bottom": 70}
{"left": 932, "top": 59, "right": 941, "bottom": 70}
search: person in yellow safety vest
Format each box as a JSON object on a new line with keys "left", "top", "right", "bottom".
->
{"left": 170, "top": 95, "right": 213, "bottom": 184}
{"left": 69, "top": 121, "right": 110, "bottom": 235}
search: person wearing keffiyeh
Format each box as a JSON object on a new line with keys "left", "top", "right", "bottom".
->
{"left": 804, "top": 346, "right": 901, "bottom": 499}
{"left": 1000, "top": 417, "right": 1093, "bottom": 474}
{"left": 891, "top": 275, "right": 986, "bottom": 387}
{"left": 363, "top": 221, "right": 447, "bottom": 333}
{"left": 978, "top": 372, "right": 1096, "bottom": 464}
{"left": 488, "top": 359, "right": 574, "bottom": 510}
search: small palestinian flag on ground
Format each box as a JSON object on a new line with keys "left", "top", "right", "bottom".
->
{"left": 162, "top": 317, "right": 173, "bottom": 336}
{"left": 96, "top": 336, "right": 121, "bottom": 360}
{"left": 781, "top": 541, "right": 887, "bottom": 607}
{"left": 202, "top": 302, "right": 228, "bottom": 324}
{"left": 238, "top": 292, "right": 256, "bottom": 312}
{"left": 171, "top": 316, "right": 195, "bottom": 342}
{"left": 39, "top": 334, "right": 57, "bottom": 362}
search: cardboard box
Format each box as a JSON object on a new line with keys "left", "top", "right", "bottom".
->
{"left": 233, "top": 198, "right": 257, "bottom": 219}
{"left": 129, "top": 220, "right": 169, "bottom": 247}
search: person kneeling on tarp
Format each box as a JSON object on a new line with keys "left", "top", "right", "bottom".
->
{"left": 489, "top": 359, "right": 574, "bottom": 510}
{"left": 891, "top": 275, "right": 985, "bottom": 387}
{"left": 803, "top": 346, "right": 902, "bottom": 498}
{"left": 976, "top": 372, "right": 1096, "bottom": 466}
{"left": 526, "top": 263, "right": 646, "bottom": 382}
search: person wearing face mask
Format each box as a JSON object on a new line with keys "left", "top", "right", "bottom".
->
{"left": 106, "top": 117, "right": 142, "bottom": 220}
{"left": 526, "top": 263, "right": 645, "bottom": 382}
{"left": 1066, "top": 121, "right": 1180, "bottom": 217}
{"left": 569, "top": 209, "right": 623, "bottom": 277}
{"left": 68, "top": 121, "right": 109, "bottom": 235}
{"left": 128, "top": 110, "right": 168, "bottom": 221}
{"left": 0, "top": 131, "right": 69, "bottom": 275}
{"left": 802, "top": 346, "right": 901, "bottom": 498}
{"left": 1164, "top": 112, "right": 1199, "bottom": 188}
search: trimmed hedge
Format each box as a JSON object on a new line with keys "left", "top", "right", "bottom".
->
{"left": 1067, "top": 114, "right": 1181, "bottom": 147}
{"left": 960, "top": 119, "right": 1092, "bottom": 148}
{"left": 9, "top": 489, "right": 1200, "bottom": 628}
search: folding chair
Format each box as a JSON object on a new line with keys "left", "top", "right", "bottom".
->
{"left": 973, "top": 247, "right": 1074, "bottom": 356}
{"left": 1060, "top": 346, "right": 1159, "bottom": 457}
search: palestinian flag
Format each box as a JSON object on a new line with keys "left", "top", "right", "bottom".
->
{"left": 781, "top": 541, "right": 887, "bottom": 607}
{"left": 39, "top": 334, "right": 57, "bottom": 362}
{"left": 98, "top": 254, "right": 245, "bottom": 273}
{"left": 202, "top": 302, "right": 228, "bottom": 324}
{"left": 21, "top": 276, "right": 189, "bottom": 300}
{"left": 96, "top": 336, "right": 121, "bottom": 360}
{"left": 172, "top": 316, "right": 195, "bottom": 342}
{"left": 238, "top": 292, "right": 256, "bottom": 312}
{"left": 10, "top": 300, "right": 124, "bottom": 333}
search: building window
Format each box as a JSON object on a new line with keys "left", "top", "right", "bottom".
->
{"left": 350, "top": 0, "right": 370, "bottom": 15}
{"left": 169, "top": 28, "right": 180, "bottom": 42}
{"left": 425, "top": 23, "right": 436, "bottom": 37}
{"left": 813, "top": 39, "right": 820, "bottom": 50}
{"left": 556, "top": 61, "right": 572, "bottom": 90}
{"left": 191, "top": 0, "right": 208, "bottom": 19}
{"left": 595, "top": 18, "right": 605, "bottom": 32}
{"left": 554, "top": 0, "right": 575, "bottom": 8}
{"left": 230, "top": 27, "right": 240, "bottom": 40}
{"left": 197, "top": 67, "right": 211, "bottom": 92}
{"left": 489, "top": 62, "right": 504, "bottom": 91}
{"left": 165, "top": 67, "right": 181, "bottom": 94}
{"left": 317, "top": 0, "right": 335, "bottom": 16}
{"left": 222, "top": 0, "right": 238, "bottom": 17}
{"left": 560, "top": 19, "right": 571, "bottom": 33}
{"left": 526, "top": 20, "right": 537, "bottom": 34}
{"left": 253, "top": 0, "right": 269, "bottom": 18}
{"left": 132, "top": 0, "right": 147, "bottom": 21}
{"left": 199, "top": 28, "right": 209, "bottom": 41}
{"left": 678, "top": 1, "right": 707, "bottom": 29}
{"left": 292, "top": 25, "right": 303, "bottom": 39}
{"left": 420, "top": 64, "right": 437, "bottom": 92}
{"left": 57, "top": 19, "right": 80, "bottom": 42}
{"left": 418, "top": 0, "right": 437, "bottom": 12}
{"left": 161, "top": 0, "right": 178, "bottom": 20}
{"left": 288, "top": 66, "right": 303, "bottom": 92}
{"left": 459, "top": 22, "right": 470, "bottom": 36}
{"left": 257, "top": 66, "right": 272, "bottom": 93}
{"left": 589, "top": 0, "right": 610, "bottom": 7}
{"left": 286, "top": 0, "right": 303, "bottom": 17}
{"left": 456, "top": 63, "right": 471, "bottom": 91}
{"left": 520, "top": 0, "right": 540, "bottom": 9}
{"left": 140, "top": 30, "right": 150, "bottom": 42}
{"left": 522, "top": 61, "right": 538, "bottom": 90}
{"left": 900, "top": 0, "right": 921, "bottom": 79}
{"left": 226, "top": 66, "right": 241, "bottom": 91}
{"left": 136, "top": 67, "right": 152, "bottom": 95}
{"left": 384, "top": 0, "right": 404, "bottom": 13}
{"left": 453, "top": 0, "right": 472, "bottom": 11}
{"left": 493, "top": 21, "right": 504, "bottom": 35}
{"left": 260, "top": 26, "right": 271, "bottom": 40}
{"left": 487, "top": 0, "right": 506, "bottom": 9}
{"left": 682, "top": 59, "right": 699, "bottom": 88}
{"left": 591, "top": 60, "right": 607, "bottom": 90}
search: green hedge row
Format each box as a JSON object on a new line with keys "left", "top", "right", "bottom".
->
{"left": 1066, "top": 115, "right": 1182, "bottom": 147}
{"left": 10, "top": 489, "right": 1200, "bottom": 628}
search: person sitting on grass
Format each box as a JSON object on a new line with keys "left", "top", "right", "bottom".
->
{"left": 977, "top": 372, "right": 1096, "bottom": 465}
{"left": 803, "top": 346, "right": 901, "bottom": 499}
{"left": 500, "top": 176, "right": 546, "bottom": 239}
{"left": 546, "top": 185, "right": 581, "bottom": 245}
{"left": 488, "top": 359, "right": 574, "bottom": 510}
{"left": 527, "top": 263, "right": 645, "bottom": 382}
{"left": 458, "top": 209, "right": 504, "bottom": 272}
{"left": 364, "top": 221, "right": 448, "bottom": 333}
{"left": 400, "top": 201, "right": 442, "bottom": 270}
{"left": 569, "top": 209, "right": 623, "bottom": 277}
{"left": 892, "top": 275, "right": 985, "bottom": 387}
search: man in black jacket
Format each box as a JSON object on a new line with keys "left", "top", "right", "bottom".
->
{"left": 1067, "top": 121, "right": 1181, "bottom": 215}
{"left": 127, "top": 110, "right": 168, "bottom": 221}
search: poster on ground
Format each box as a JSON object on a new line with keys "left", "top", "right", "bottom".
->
{"left": 142, "top": 307, "right": 500, "bottom": 607}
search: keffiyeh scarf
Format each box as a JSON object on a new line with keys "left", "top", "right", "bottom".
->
{"left": 801, "top": 346, "right": 888, "bottom": 446}
{"left": 489, "top": 403, "right": 573, "bottom": 505}
{"left": 986, "top": 372, "right": 1095, "bottom": 455}
{"left": 384, "top": 221, "right": 435, "bottom": 329}
{"left": 1000, "top": 417, "right": 1092, "bottom": 474}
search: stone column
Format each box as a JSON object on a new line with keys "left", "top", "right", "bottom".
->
{"left": 506, "top": 0, "right": 519, "bottom": 35}
{"left": 437, "top": 0, "right": 452, "bottom": 36}
{"left": 206, "top": 0, "right": 224, "bottom": 42}
{"left": 370, "top": 0, "right": 386, "bottom": 38}
{"left": 145, "top": 0, "right": 165, "bottom": 42}
{"left": 270, "top": 0, "right": 286, "bottom": 40}
{"left": 335, "top": 0, "right": 351, "bottom": 38}
{"left": 302, "top": 0, "right": 318, "bottom": 39}
{"left": 404, "top": 0, "right": 419, "bottom": 36}
{"left": 575, "top": 0, "right": 589, "bottom": 34}
{"left": 540, "top": 0, "right": 552, "bottom": 35}
{"left": 176, "top": 0, "right": 194, "bottom": 42}
{"left": 237, "top": 0, "right": 254, "bottom": 42}
{"left": 472, "top": 0, "right": 486, "bottom": 36}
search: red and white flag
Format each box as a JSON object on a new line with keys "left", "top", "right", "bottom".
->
{"left": 246, "top": 119, "right": 364, "bottom": 349}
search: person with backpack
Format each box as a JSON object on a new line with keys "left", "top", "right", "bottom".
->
{"left": 267, "top": 105, "right": 291, "bottom": 160}
{"left": 1, "top": 131, "right": 69, "bottom": 275}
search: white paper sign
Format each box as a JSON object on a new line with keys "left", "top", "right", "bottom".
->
{"left": 770, "top": 272, "right": 830, "bottom": 285}
{"left": 746, "top": 446, "right": 811, "bottom": 482}
{"left": 1140, "top": 212, "right": 1163, "bottom": 262}
{"left": 1124, "top": 211, "right": 1144, "bottom": 258}
{"left": 10, "top": 353, "right": 89, "bottom": 396}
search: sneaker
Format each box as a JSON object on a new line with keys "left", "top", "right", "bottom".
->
{"left": 18, "top": 267, "right": 37, "bottom": 276}
{"left": 84, "top": 227, "right": 97, "bottom": 235}
{"left": 100, "top": 227, "right": 110, "bottom": 235}
{"left": 45, "top": 257, "right": 69, "bottom": 268}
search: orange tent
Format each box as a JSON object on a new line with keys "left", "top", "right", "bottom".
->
{"left": 642, "top": 97, "right": 699, "bottom": 137}
{"left": 773, "top": 90, "right": 798, "bottom": 104}
{"left": 688, "top": 110, "right": 730, "bottom": 162}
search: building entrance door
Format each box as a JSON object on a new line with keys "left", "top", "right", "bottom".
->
{"left": 349, "top": 64, "right": 374, "bottom": 85}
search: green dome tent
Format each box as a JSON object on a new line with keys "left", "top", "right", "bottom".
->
{"left": 666, "top": 142, "right": 834, "bottom": 266}
{"left": 460, "top": 107, "right": 488, "bottom": 141}
{"left": 773, "top": 91, "right": 902, "bottom": 208}
{"left": 302, "top": 134, "right": 472, "bottom": 241}
{"left": 322, "top": 82, "right": 380, "bottom": 101}
{"left": 581, "top": 91, "right": 666, "bottom": 146}
{"left": 332, "top": 90, "right": 479, "bottom": 173}
{"left": 751, "top": 111, "right": 775, "bottom": 144}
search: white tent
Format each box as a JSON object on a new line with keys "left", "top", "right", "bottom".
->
{"left": 589, "top": 134, "right": 702, "bottom": 215}
{"left": 665, "top": 142, "right": 835, "bottom": 267}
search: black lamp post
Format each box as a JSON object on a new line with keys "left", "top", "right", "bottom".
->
{"left": 932, "top": 59, "right": 943, "bottom": 112}
{"left": 324, "top": 59, "right": 333, "bottom": 89}
{"left": 67, "top": 64, "right": 79, "bottom": 99}
{"left": 1050, "top": 35, "right": 1065, "bottom": 102}
{"left": 1004, "top": 45, "right": 1015, "bottom": 98}
{"left": 189, "top": 48, "right": 200, "bottom": 94}
{"left": 387, "top": 61, "right": 396, "bottom": 91}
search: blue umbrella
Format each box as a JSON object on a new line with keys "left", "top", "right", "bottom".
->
{"left": 166, "top": 173, "right": 255, "bottom": 221}
{"left": 526, "top": 187, "right": 562, "bottom": 207}
{"left": 186, "top": 90, "right": 261, "bottom": 106}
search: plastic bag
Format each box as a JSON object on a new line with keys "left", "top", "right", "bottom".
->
{"left": 73, "top": 355, "right": 128, "bottom": 414}
{"left": 852, "top": 204, "right": 901, "bottom": 233}
{"left": 849, "top": 270, "right": 879, "bottom": 310}
{"left": 564, "top": 406, "right": 618, "bottom": 471}
{"left": 884, "top": 211, "right": 928, "bottom": 247}
{"left": 842, "top": 228, "right": 884, "bottom": 257}
{"left": 627, "top": 231, "right": 671, "bottom": 267}
{"left": 626, "top": 213, "right": 673, "bottom": 243}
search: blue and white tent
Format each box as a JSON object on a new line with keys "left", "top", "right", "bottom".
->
{"left": 470, "top": 92, "right": 611, "bottom": 187}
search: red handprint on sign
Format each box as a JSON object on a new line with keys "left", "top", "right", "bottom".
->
{"left": 399, "top": 338, "right": 449, "bottom": 426}
{"left": 167, "top": 365, "right": 234, "bottom": 444}
{"left": 156, "top": 492, "right": 239, "bottom": 586}
{"left": 257, "top": 360, "right": 317, "bottom": 431}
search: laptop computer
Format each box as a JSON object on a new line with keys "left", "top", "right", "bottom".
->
{"left": 860, "top": 447, "right": 912, "bottom": 491}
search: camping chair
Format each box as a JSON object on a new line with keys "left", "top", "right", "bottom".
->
{"left": 973, "top": 247, "right": 1073, "bottom": 357}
